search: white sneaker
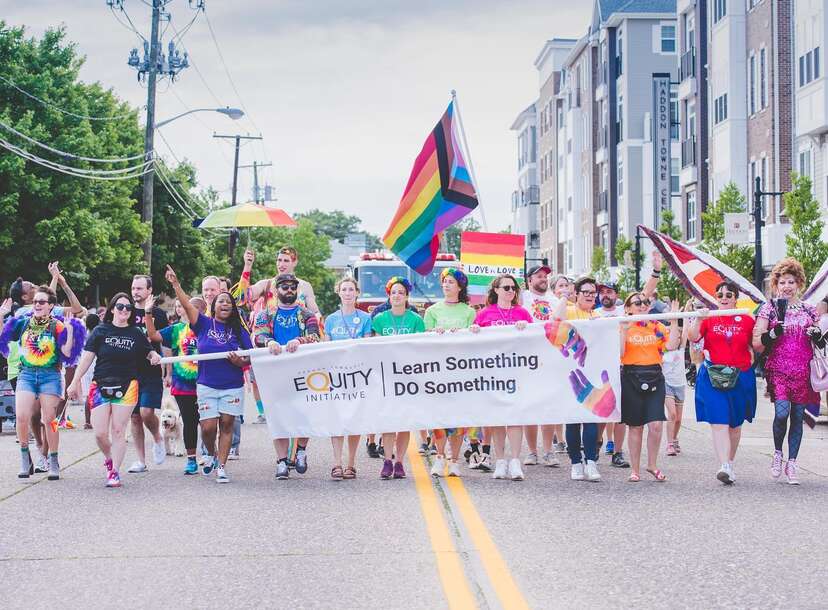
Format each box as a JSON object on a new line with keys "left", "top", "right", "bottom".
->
{"left": 228, "top": 447, "right": 240, "bottom": 461}
{"left": 543, "top": 451, "right": 560, "bottom": 468}
{"left": 523, "top": 452, "right": 538, "bottom": 466}
{"left": 448, "top": 461, "right": 462, "bottom": 477}
{"left": 215, "top": 466, "right": 229, "bottom": 483}
{"left": 152, "top": 442, "right": 166, "bottom": 465}
{"left": 127, "top": 461, "right": 147, "bottom": 473}
{"left": 492, "top": 459, "right": 508, "bottom": 479}
{"left": 34, "top": 455, "right": 48, "bottom": 473}
{"left": 584, "top": 460, "right": 601, "bottom": 482}
{"left": 430, "top": 456, "right": 446, "bottom": 477}
{"left": 508, "top": 458, "right": 524, "bottom": 481}
{"left": 716, "top": 463, "right": 734, "bottom": 485}
{"left": 571, "top": 462, "right": 585, "bottom": 480}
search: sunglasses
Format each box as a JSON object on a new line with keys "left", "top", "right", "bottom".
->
{"left": 497, "top": 285, "right": 516, "bottom": 292}
{"left": 579, "top": 290, "right": 597, "bottom": 297}
{"left": 278, "top": 284, "right": 298, "bottom": 291}
{"left": 114, "top": 303, "right": 133, "bottom": 312}
{"left": 716, "top": 291, "right": 736, "bottom": 299}
{"left": 32, "top": 299, "right": 51, "bottom": 306}
{"left": 630, "top": 299, "right": 651, "bottom": 307}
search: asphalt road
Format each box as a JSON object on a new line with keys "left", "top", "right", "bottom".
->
{"left": 2, "top": 385, "right": 827, "bottom": 610}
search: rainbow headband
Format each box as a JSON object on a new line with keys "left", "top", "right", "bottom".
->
{"left": 385, "top": 276, "right": 412, "bottom": 295}
{"left": 440, "top": 267, "right": 468, "bottom": 288}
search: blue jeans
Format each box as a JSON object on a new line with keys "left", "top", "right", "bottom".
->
{"left": 16, "top": 367, "right": 63, "bottom": 398}
{"left": 566, "top": 423, "right": 598, "bottom": 464}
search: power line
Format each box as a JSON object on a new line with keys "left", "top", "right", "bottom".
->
{"left": 0, "top": 118, "right": 146, "bottom": 163}
{"left": 0, "top": 74, "right": 141, "bottom": 121}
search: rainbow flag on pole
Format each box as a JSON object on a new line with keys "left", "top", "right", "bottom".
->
{"left": 460, "top": 231, "right": 525, "bottom": 305}
{"left": 383, "top": 101, "right": 479, "bottom": 275}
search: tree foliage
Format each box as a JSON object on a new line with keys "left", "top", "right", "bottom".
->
{"left": 614, "top": 234, "right": 641, "bottom": 298}
{"left": 590, "top": 247, "right": 609, "bottom": 284}
{"left": 657, "top": 209, "right": 687, "bottom": 302}
{"left": 443, "top": 217, "right": 482, "bottom": 257}
{"left": 293, "top": 208, "right": 383, "bottom": 250}
{"left": 784, "top": 173, "right": 828, "bottom": 284}
{"left": 699, "top": 182, "right": 754, "bottom": 281}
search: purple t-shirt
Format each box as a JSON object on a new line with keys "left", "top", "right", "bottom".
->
{"left": 473, "top": 304, "right": 533, "bottom": 327}
{"left": 192, "top": 313, "right": 252, "bottom": 390}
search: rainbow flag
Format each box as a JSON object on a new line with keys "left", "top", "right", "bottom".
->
{"left": 460, "top": 231, "right": 525, "bottom": 305}
{"left": 383, "top": 101, "right": 479, "bottom": 275}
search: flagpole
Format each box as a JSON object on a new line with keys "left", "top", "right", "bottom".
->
{"left": 451, "top": 90, "right": 488, "bottom": 231}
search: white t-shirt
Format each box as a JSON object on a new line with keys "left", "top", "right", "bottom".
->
{"left": 596, "top": 306, "right": 623, "bottom": 318}
{"left": 521, "top": 291, "right": 561, "bottom": 322}
{"left": 662, "top": 349, "right": 686, "bottom": 387}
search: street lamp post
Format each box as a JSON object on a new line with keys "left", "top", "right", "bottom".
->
{"left": 753, "top": 176, "right": 784, "bottom": 290}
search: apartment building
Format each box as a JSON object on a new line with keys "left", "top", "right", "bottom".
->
{"left": 793, "top": 0, "right": 827, "bottom": 235}
{"left": 510, "top": 102, "right": 540, "bottom": 263}
{"left": 534, "top": 38, "right": 576, "bottom": 272}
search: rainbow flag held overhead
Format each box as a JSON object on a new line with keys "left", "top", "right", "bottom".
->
{"left": 383, "top": 101, "right": 479, "bottom": 275}
{"left": 460, "top": 231, "right": 525, "bottom": 305}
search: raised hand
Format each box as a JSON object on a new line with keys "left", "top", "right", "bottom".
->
{"left": 144, "top": 294, "right": 156, "bottom": 312}
{"left": 652, "top": 249, "right": 663, "bottom": 271}
{"left": 568, "top": 369, "right": 617, "bottom": 418}
{"left": 165, "top": 265, "right": 179, "bottom": 286}
{"left": 0, "top": 297, "right": 12, "bottom": 318}
{"left": 544, "top": 319, "right": 588, "bottom": 367}
{"left": 243, "top": 249, "right": 255, "bottom": 270}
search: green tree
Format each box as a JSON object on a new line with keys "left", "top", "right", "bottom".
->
{"left": 443, "top": 217, "right": 482, "bottom": 257}
{"left": 0, "top": 23, "right": 147, "bottom": 298}
{"left": 293, "top": 208, "right": 383, "bottom": 251}
{"left": 784, "top": 173, "right": 828, "bottom": 283}
{"left": 614, "top": 234, "right": 641, "bottom": 298}
{"left": 699, "top": 182, "right": 754, "bottom": 281}
{"left": 590, "top": 247, "right": 609, "bottom": 283}
{"left": 657, "top": 209, "right": 687, "bottom": 302}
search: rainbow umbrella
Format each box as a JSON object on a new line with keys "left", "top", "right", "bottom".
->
{"left": 198, "top": 203, "right": 297, "bottom": 228}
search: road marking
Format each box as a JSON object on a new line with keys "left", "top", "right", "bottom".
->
{"left": 407, "top": 439, "right": 477, "bottom": 610}
{"left": 445, "top": 477, "right": 531, "bottom": 610}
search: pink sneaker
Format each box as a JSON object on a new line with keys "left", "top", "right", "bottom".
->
{"left": 771, "top": 450, "right": 783, "bottom": 479}
{"left": 785, "top": 459, "right": 800, "bottom": 485}
{"left": 104, "top": 458, "right": 113, "bottom": 472}
{"left": 106, "top": 470, "right": 122, "bottom": 488}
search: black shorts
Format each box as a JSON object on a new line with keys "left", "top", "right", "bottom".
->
{"left": 621, "top": 365, "right": 666, "bottom": 427}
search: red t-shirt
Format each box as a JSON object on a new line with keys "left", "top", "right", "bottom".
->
{"left": 698, "top": 315, "right": 755, "bottom": 370}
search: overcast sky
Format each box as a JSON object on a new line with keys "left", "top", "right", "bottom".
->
{"left": 3, "top": 1, "right": 590, "bottom": 236}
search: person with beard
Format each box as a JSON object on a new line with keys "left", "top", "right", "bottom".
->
{"left": 520, "top": 265, "right": 562, "bottom": 469}
{"left": 235, "top": 247, "right": 320, "bottom": 315}
{"left": 166, "top": 266, "right": 252, "bottom": 484}
{"left": 253, "top": 273, "right": 321, "bottom": 480}
{"left": 125, "top": 274, "right": 168, "bottom": 474}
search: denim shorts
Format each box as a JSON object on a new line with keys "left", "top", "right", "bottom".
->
{"left": 132, "top": 378, "right": 163, "bottom": 414}
{"left": 196, "top": 384, "right": 245, "bottom": 420}
{"left": 17, "top": 367, "right": 63, "bottom": 398}
{"left": 665, "top": 383, "right": 686, "bottom": 404}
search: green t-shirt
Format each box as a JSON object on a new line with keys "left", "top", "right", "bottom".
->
{"left": 7, "top": 341, "right": 19, "bottom": 380}
{"left": 423, "top": 301, "right": 476, "bottom": 331}
{"left": 372, "top": 310, "right": 425, "bottom": 336}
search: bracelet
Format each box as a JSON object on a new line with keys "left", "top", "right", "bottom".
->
{"left": 651, "top": 271, "right": 661, "bottom": 278}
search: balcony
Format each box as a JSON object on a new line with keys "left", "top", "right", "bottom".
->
{"left": 525, "top": 185, "right": 540, "bottom": 205}
{"left": 680, "top": 49, "right": 695, "bottom": 82}
{"left": 597, "top": 190, "right": 609, "bottom": 212}
{"left": 681, "top": 137, "right": 696, "bottom": 168}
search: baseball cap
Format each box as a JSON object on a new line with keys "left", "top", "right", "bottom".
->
{"left": 275, "top": 273, "right": 299, "bottom": 287}
{"left": 599, "top": 282, "right": 619, "bottom": 293}
{"left": 526, "top": 265, "right": 552, "bottom": 278}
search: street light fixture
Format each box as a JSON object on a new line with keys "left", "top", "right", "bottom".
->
{"left": 155, "top": 106, "right": 244, "bottom": 128}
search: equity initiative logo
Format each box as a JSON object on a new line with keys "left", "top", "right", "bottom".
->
{"left": 293, "top": 363, "right": 373, "bottom": 402}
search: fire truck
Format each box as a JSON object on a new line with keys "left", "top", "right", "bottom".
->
{"left": 351, "top": 252, "right": 458, "bottom": 312}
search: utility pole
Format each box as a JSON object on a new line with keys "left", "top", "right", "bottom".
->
{"left": 213, "top": 134, "right": 262, "bottom": 205}
{"left": 141, "top": 0, "right": 161, "bottom": 267}
{"left": 753, "top": 176, "right": 784, "bottom": 290}
{"left": 239, "top": 161, "right": 273, "bottom": 203}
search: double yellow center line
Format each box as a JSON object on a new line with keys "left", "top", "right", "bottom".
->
{"left": 407, "top": 439, "right": 530, "bottom": 610}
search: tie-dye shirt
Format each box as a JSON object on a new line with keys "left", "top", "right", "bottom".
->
{"left": 8, "top": 317, "right": 66, "bottom": 369}
{"left": 159, "top": 322, "right": 198, "bottom": 396}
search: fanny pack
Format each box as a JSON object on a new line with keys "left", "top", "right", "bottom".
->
{"left": 623, "top": 366, "right": 663, "bottom": 393}
{"left": 97, "top": 377, "right": 132, "bottom": 400}
{"left": 705, "top": 362, "right": 740, "bottom": 390}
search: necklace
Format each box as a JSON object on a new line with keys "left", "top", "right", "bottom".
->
{"left": 496, "top": 305, "right": 514, "bottom": 325}
{"left": 339, "top": 308, "right": 361, "bottom": 339}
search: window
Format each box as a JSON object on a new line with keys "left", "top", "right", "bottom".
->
{"left": 760, "top": 48, "right": 767, "bottom": 109}
{"left": 661, "top": 25, "right": 676, "bottom": 53}
{"left": 800, "top": 149, "right": 812, "bottom": 178}
{"left": 618, "top": 156, "right": 624, "bottom": 197}
{"left": 800, "top": 48, "right": 822, "bottom": 87}
{"left": 686, "top": 190, "right": 697, "bottom": 241}
{"left": 749, "top": 53, "right": 756, "bottom": 115}
{"left": 567, "top": 239, "right": 574, "bottom": 270}
{"left": 567, "top": 196, "right": 573, "bottom": 212}
{"left": 760, "top": 157, "right": 768, "bottom": 219}
{"left": 749, "top": 160, "right": 757, "bottom": 200}
{"left": 670, "top": 87, "right": 679, "bottom": 140}
{"left": 714, "top": 93, "right": 728, "bottom": 124}
{"left": 713, "top": 0, "right": 726, "bottom": 23}
{"left": 671, "top": 157, "right": 680, "bottom": 194}
{"left": 617, "top": 95, "right": 624, "bottom": 142}
{"left": 687, "top": 99, "right": 696, "bottom": 139}
{"left": 617, "top": 31, "right": 623, "bottom": 76}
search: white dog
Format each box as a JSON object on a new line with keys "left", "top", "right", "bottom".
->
{"left": 160, "top": 406, "right": 185, "bottom": 457}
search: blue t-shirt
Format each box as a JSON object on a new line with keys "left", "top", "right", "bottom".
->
{"left": 192, "top": 313, "right": 252, "bottom": 390}
{"left": 273, "top": 307, "right": 302, "bottom": 345}
{"left": 324, "top": 310, "right": 372, "bottom": 341}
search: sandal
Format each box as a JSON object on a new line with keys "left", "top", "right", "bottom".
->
{"left": 628, "top": 472, "right": 640, "bottom": 482}
{"left": 342, "top": 466, "right": 357, "bottom": 479}
{"left": 646, "top": 468, "right": 667, "bottom": 482}
{"left": 331, "top": 465, "right": 343, "bottom": 480}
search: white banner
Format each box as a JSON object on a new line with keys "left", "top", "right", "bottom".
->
{"left": 249, "top": 319, "right": 623, "bottom": 438}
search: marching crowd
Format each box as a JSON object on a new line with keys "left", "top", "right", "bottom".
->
{"left": 2, "top": 247, "right": 827, "bottom": 489}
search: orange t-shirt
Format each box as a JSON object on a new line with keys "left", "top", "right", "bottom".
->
{"left": 621, "top": 321, "right": 668, "bottom": 366}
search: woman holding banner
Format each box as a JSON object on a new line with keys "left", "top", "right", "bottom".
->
{"left": 470, "top": 273, "right": 532, "bottom": 481}
{"left": 687, "top": 281, "right": 756, "bottom": 485}
{"left": 324, "top": 277, "right": 373, "bottom": 480}
{"left": 753, "top": 258, "right": 823, "bottom": 485}
{"left": 424, "top": 268, "right": 476, "bottom": 478}
{"left": 372, "top": 277, "right": 425, "bottom": 480}
{"left": 619, "top": 294, "right": 680, "bottom": 483}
